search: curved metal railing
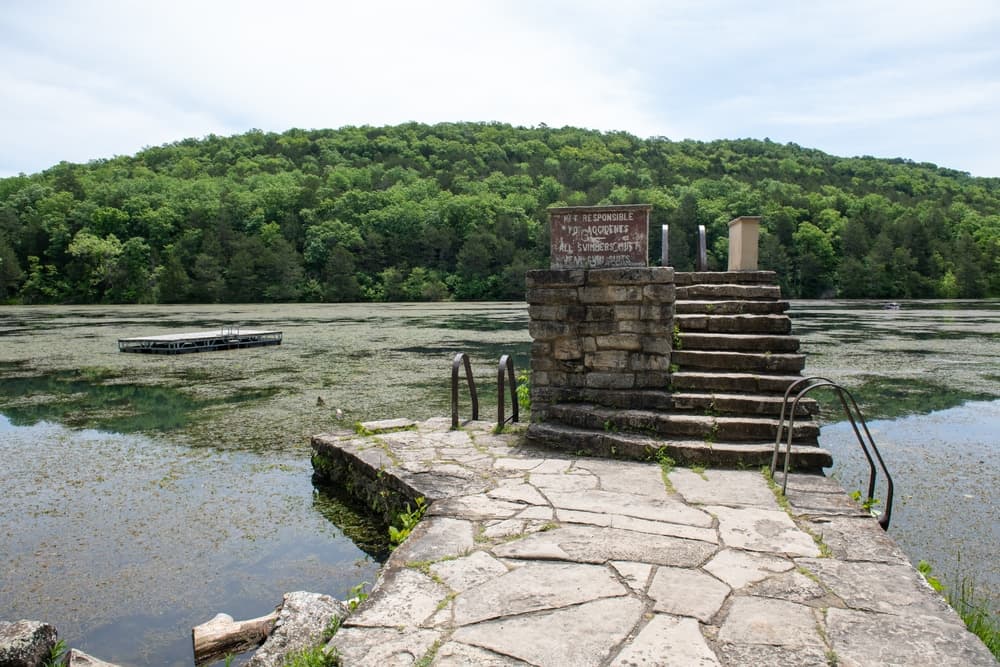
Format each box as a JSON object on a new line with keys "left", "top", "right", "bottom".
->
{"left": 497, "top": 354, "right": 519, "bottom": 426}
{"left": 770, "top": 376, "right": 894, "bottom": 529}
{"left": 451, "top": 352, "right": 479, "bottom": 428}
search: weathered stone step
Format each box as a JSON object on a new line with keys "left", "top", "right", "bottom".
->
{"left": 525, "top": 422, "right": 832, "bottom": 469}
{"left": 674, "top": 271, "right": 778, "bottom": 286}
{"left": 572, "top": 388, "right": 676, "bottom": 411}
{"left": 675, "top": 284, "right": 782, "bottom": 300}
{"left": 672, "top": 350, "right": 806, "bottom": 373}
{"left": 675, "top": 313, "right": 792, "bottom": 334}
{"left": 557, "top": 388, "right": 816, "bottom": 417}
{"left": 674, "top": 300, "right": 790, "bottom": 315}
{"left": 678, "top": 332, "right": 800, "bottom": 352}
{"left": 669, "top": 392, "right": 817, "bottom": 417}
{"left": 671, "top": 371, "right": 805, "bottom": 394}
{"left": 546, "top": 402, "right": 819, "bottom": 443}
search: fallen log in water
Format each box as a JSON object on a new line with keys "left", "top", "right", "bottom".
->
{"left": 192, "top": 609, "right": 280, "bottom": 664}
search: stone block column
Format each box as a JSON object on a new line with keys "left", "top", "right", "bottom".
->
{"left": 526, "top": 267, "right": 675, "bottom": 421}
{"left": 728, "top": 216, "right": 761, "bottom": 271}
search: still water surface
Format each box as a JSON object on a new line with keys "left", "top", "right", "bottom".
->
{"left": 0, "top": 300, "right": 996, "bottom": 663}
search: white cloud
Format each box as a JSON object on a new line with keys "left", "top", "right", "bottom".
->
{"left": 1, "top": 0, "right": 998, "bottom": 176}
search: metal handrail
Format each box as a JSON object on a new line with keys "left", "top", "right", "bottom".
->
{"left": 497, "top": 354, "right": 519, "bottom": 426}
{"left": 451, "top": 353, "right": 479, "bottom": 428}
{"left": 770, "top": 376, "right": 894, "bottom": 529}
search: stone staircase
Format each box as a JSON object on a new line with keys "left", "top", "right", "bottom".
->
{"left": 526, "top": 271, "right": 832, "bottom": 470}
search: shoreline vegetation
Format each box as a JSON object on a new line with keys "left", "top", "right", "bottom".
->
{"left": 919, "top": 561, "right": 999, "bottom": 657}
{"left": 1, "top": 122, "right": 998, "bottom": 307}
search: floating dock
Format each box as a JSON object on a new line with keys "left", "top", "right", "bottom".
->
{"left": 118, "top": 328, "right": 282, "bottom": 354}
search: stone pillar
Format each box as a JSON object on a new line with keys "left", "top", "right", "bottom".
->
{"left": 526, "top": 267, "right": 675, "bottom": 421}
{"left": 728, "top": 216, "right": 761, "bottom": 271}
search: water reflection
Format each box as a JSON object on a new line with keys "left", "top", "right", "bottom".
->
{"left": 312, "top": 484, "right": 391, "bottom": 560}
{"left": 822, "top": 400, "right": 1000, "bottom": 611}
{"left": 0, "top": 370, "right": 278, "bottom": 433}
{"left": 810, "top": 376, "right": 994, "bottom": 422}
{"left": 0, "top": 415, "right": 381, "bottom": 667}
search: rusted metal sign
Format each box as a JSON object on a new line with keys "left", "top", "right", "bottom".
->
{"left": 549, "top": 205, "right": 651, "bottom": 269}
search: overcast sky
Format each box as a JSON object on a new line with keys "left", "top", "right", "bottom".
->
{"left": 3, "top": 0, "right": 1000, "bottom": 178}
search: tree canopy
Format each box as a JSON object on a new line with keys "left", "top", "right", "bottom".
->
{"left": 1, "top": 122, "right": 998, "bottom": 303}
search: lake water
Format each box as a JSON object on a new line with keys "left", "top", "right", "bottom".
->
{"left": 0, "top": 300, "right": 996, "bottom": 663}
{"left": 790, "top": 299, "right": 1000, "bottom": 613}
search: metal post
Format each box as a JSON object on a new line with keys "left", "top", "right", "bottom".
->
{"left": 697, "top": 225, "right": 707, "bottom": 271}
{"left": 661, "top": 224, "right": 669, "bottom": 267}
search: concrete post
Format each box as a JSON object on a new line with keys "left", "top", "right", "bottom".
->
{"left": 728, "top": 216, "right": 761, "bottom": 271}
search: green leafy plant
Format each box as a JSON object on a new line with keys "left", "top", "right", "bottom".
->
{"left": 284, "top": 645, "right": 340, "bottom": 667}
{"left": 705, "top": 421, "right": 719, "bottom": 444}
{"left": 516, "top": 370, "right": 531, "bottom": 412}
{"left": 672, "top": 322, "right": 682, "bottom": 350}
{"left": 388, "top": 496, "right": 427, "bottom": 547}
{"left": 43, "top": 640, "right": 67, "bottom": 667}
{"left": 346, "top": 581, "right": 370, "bottom": 611}
{"left": 918, "top": 560, "right": 945, "bottom": 593}
{"left": 849, "top": 490, "right": 882, "bottom": 517}
{"left": 322, "top": 615, "right": 342, "bottom": 642}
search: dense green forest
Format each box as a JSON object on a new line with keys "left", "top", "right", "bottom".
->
{"left": 1, "top": 122, "right": 998, "bottom": 304}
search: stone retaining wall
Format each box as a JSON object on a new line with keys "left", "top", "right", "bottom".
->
{"left": 526, "top": 267, "right": 675, "bottom": 421}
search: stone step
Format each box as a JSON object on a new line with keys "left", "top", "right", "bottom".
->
{"left": 675, "top": 313, "right": 792, "bottom": 334}
{"left": 669, "top": 392, "right": 818, "bottom": 417}
{"left": 671, "top": 371, "right": 806, "bottom": 394}
{"left": 678, "top": 332, "right": 800, "bottom": 353}
{"left": 674, "top": 271, "right": 778, "bottom": 286}
{"left": 526, "top": 422, "right": 832, "bottom": 469}
{"left": 572, "top": 388, "right": 676, "bottom": 411}
{"left": 674, "top": 300, "right": 790, "bottom": 315}
{"left": 672, "top": 350, "right": 806, "bottom": 373}
{"left": 675, "top": 284, "right": 782, "bottom": 300}
{"left": 546, "top": 402, "right": 819, "bottom": 443}
{"left": 552, "top": 388, "right": 817, "bottom": 417}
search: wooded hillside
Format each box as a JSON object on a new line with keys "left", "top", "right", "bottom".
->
{"left": 1, "top": 122, "right": 997, "bottom": 303}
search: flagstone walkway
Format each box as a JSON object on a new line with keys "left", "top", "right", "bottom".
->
{"left": 311, "top": 418, "right": 994, "bottom": 667}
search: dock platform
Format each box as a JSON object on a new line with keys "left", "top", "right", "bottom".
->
{"left": 117, "top": 328, "right": 282, "bottom": 354}
{"left": 311, "top": 418, "right": 995, "bottom": 666}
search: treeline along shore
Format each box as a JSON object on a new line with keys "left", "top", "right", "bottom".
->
{"left": 0, "top": 122, "right": 997, "bottom": 304}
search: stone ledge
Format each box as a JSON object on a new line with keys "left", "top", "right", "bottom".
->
{"left": 674, "top": 270, "right": 777, "bottom": 285}
{"left": 311, "top": 418, "right": 992, "bottom": 666}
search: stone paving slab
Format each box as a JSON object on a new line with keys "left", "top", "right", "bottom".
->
{"left": 312, "top": 419, "right": 996, "bottom": 666}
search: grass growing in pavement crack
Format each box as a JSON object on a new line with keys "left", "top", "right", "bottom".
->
{"left": 762, "top": 467, "right": 833, "bottom": 557}
{"left": 656, "top": 447, "right": 676, "bottom": 493}
{"left": 414, "top": 640, "right": 443, "bottom": 667}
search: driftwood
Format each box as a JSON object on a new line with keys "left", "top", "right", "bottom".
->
{"left": 192, "top": 609, "right": 280, "bottom": 664}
